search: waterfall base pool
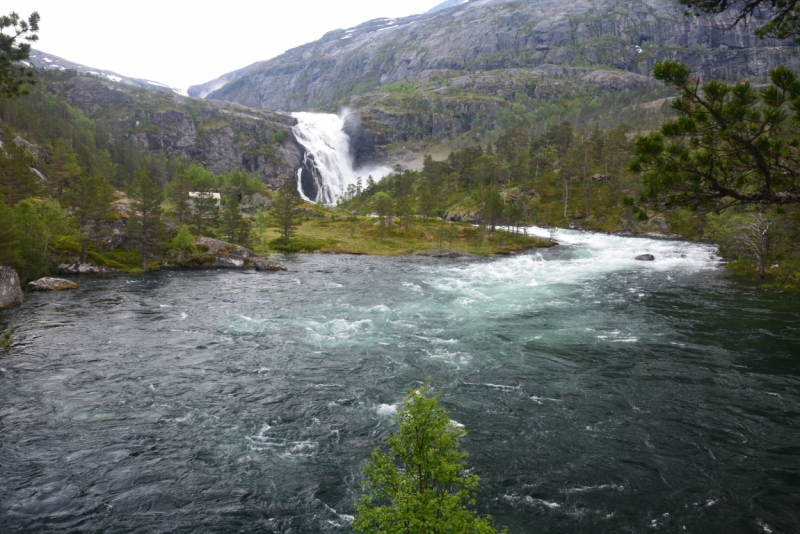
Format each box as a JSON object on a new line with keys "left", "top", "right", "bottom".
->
{"left": 1, "top": 231, "right": 798, "bottom": 532}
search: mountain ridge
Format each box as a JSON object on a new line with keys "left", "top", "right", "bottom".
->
{"left": 190, "top": 0, "right": 798, "bottom": 113}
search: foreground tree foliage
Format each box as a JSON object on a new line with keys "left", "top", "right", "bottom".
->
{"left": 0, "top": 11, "right": 39, "bottom": 97}
{"left": 353, "top": 382, "right": 504, "bottom": 534}
{"left": 632, "top": 62, "right": 800, "bottom": 210}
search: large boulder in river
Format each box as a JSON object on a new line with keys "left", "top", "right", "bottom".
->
{"left": 0, "top": 267, "right": 23, "bottom": 310}
{"left": 181, "top": 237, "right": 287, "bottom": 271}
{"left": 28, "top": 277, "right": 78, "bottom": 291}
{"left": 635, "top": 254, "right": 655, "bottom": 261}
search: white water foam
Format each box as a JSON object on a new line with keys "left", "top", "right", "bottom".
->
{"left": 430, "top": 227, "right": 720, "bottom": 313}
{"left": 291, "top": 111, "right": 391, "bottom": 205}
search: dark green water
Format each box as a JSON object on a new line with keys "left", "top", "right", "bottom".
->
{"left": 1, "top": 231, "right": 798, "bottom": 532}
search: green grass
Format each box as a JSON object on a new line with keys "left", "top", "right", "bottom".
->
{"left": 254, "top": 211, "right": 552, "bottom": 256}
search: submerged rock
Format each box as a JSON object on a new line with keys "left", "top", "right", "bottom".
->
{"left": 635, "top": 254, "right": 655, "bottom": 261}
{"left": 0, "top": 267, "right": 23, "bottom": 310}
{"left": 28, "top": 277, "right": 79, "bottom": 291}
{"left": 413, "top": 249, "right": 477, "bottom": 258}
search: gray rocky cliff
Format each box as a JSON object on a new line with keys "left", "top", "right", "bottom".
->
{"left": 193, "top": 0, "right": 798, "bottom": 112}
{"left": 49, "top": 76, "right": 304, "bottom": 188}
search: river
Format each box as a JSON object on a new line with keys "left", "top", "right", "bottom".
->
{"left": 1, "top": 229, "right": 798, "bottom": 532}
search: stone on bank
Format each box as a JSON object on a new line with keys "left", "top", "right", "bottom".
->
{"left": 0, "top": 267, "right": 24, "bottom": 310}
{"left": 28, "top": 277, "right": 79, "bottom": 291}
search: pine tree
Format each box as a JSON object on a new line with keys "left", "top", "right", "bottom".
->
{"left": 372, "top": 192, "right": 393, "bottom": 240}
{"left": 191, "top": 189, "right": 220, "bottom": 237}
{"left": 631, "top": 62, "right": 800, "bottom": 209}
{"left": 353, "top": 381, "right": 505, "bottom": 534}
{"left": 0, "top": 11, "right": 39, "bottom": 98}
{"left": 169, "top": 164, "right": 193, "bottom": 225}
{"left": 129, "top": 168, "right": 165, "bottom": 271}
{"left": 63, "top": 172, "right": 113, "bottom": 263}
{"left": 220, "top": 194, "right": 252, "bottom": 246}
{"left": 47, "top": 139, "right": 83, "bottom": 199}
{"left": 271, "top": 181, "right": 303, "bottom": 243}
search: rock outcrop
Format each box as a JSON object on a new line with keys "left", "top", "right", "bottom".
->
{"left": 28, "top": 277, "right": 79, "bottom": 291}
{"left": 173, "top": 237, "right": 288, "bottom": 271}
{"left": 0, "top": 267, "right": 23, "bottom": 310}
{"left": 635, "top": 254, "right": 655, "bottom": 261}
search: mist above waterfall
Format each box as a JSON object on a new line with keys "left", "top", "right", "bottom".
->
{"left": 292, "top": 110, "right": 391, "bottom": 205}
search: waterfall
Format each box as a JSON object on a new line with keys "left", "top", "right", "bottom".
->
{"left": 291, "top": 111, "right": 389, "bottom": 205}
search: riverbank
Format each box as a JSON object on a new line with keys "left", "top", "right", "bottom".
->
{"left": 254, "top": 213, "right": 553, "bottom": 256}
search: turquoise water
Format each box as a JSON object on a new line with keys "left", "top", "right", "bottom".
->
{"left": 1, "top": 230, "right": 798, "bottom": 532}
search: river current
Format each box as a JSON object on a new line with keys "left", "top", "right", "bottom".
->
{"left": 1, "top": 229, "right": 798, "bottom": 532}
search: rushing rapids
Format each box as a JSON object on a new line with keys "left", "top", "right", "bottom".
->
{"left": 1, "top": 230, "right": 798, "bottom": 532}
{"left": 291, "top": 111, "right": 389, "bottom": 205}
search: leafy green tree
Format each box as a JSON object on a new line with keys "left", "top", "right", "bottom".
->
{"left": 631, "top": 62, "right": 800, "bottom": 210}
{"left": 0, "top": 126, "right": 39, "bottom": 205}
{"left": 63, "top": 172, "right": 113, "bottom": 263}
{"left": 170, "top": 225, "right": 197, "bottom": 266}
{"left": 353, "top": 381, "right": 504, "bottom": 534}
{"left": 11, "top": 199, "right": 47, "bottom": 281}
{"left": 220, "top": 194, "right": 252, "bottom": 246}
{"left": 0, "top": 11, "right": 39, "bottom": 98}
{"left": 35, "top": 197, "right": 71, "bottom": 259}
{"left": 271, "top": 181, "right": 303, "bottom": 243}
{"left": 129, "top": 168, "right": 165, "bottom": 271}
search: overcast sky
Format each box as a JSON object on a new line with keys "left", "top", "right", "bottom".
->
{"left": 5, "top": 1, "right": 438, "bottom": 90}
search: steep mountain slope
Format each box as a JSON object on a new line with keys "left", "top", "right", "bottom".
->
{"left": 27, "top": 49, "right": 182, "bottom": 94}
{"left": 33, "top": 71, "right": 304, "bottom": 187}
{"left": 192, "top": 0, "right": 795, "bottom": 112}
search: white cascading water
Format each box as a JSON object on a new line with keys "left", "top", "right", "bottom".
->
{"left": 291, "top": 111, "right": 390, "bottom": 205}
